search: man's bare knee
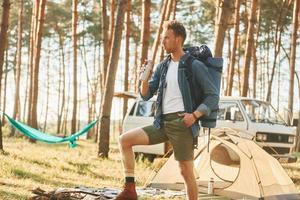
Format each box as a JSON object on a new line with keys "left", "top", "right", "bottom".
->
{"left": 119, "top": 128, "right": 149, "bottom": 149}
{"left": 119, "top": 133, "right": 132, "bottom": 149}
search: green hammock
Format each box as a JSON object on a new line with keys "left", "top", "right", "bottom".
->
{"left": 3, "top": 113, "right": 98, "bottom": 148}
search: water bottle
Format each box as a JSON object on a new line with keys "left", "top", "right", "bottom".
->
{"left": 207, "top": 177, "right": 214, "bottom": 195}
{"left": 139, "top": 60, "right": 153, "bottom": 81}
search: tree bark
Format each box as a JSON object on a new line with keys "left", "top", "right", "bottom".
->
{"left": 71, "top": 0, "right": 78, "bottom": 134}
{"left": 0, "top": 0, "right": 10, "bottom": 150}
{"left": 295, "top": 73, "right": 300, "bottom": 151}
{"left": 159, "top": 0, "right": 174, "bottom": 61}
{"left": 287, "top": 0, "right": 299, "bottom": 125}
{"left": 123, "top": 0, "right": 131, "bottom": 119}
{"left": 266, "top": 0, "right": 291, "bottom": 102}
{"left": 27, "top": 0, "right": 39, "bottom": 126}
{"left": 87, "top": 44, "right": 98, "bottom": 140}
{"left": 237, "top": 33, "right": 241, "bottom": 95}
{"left": 108, "top": 0, "right": 116, "bottom": 59}
{"left": 43, "top": 48, "right": 51, "bottom": 132}
{"left": 252, "top": 1, "right": 261, "bottom": 99}
{"left": 31, "top": 0, "right": 46, "bottom": 129}
{"left": 151, "top": 0, "right": 169, "bottom": 63}
{"left": 0, "top": 0, "right": 10, "bottom": 82}
{"left": 57, "top": 34, "right": 66, "bottom": 134}
{"left": 213, "top": 0, "right": 232, "bottom": 57}
{"left": 241, "top": 0, "right": 257, "bottom": 97}
{"left": 140, "top": 0, "right": 151, "bottom": 67}
{"left": 101, "top": 0, "right": 110, "bottom": 91}
{"left": 2, "top": 45, "right": 9, "bottom": 124}
{"left": 134, "top": 42, "right": 139, "bottom": 93}
{"left": 171, "top": 0, "right": 177, "bottom": 20}
{"left": 11, "top": 0, "right": 23, "bottom": 136}
{"left": 226, "top": 0, "right": 240, "bottom": 96}
{"left": 98, "top": 0, "right": 128, "bottom": 158}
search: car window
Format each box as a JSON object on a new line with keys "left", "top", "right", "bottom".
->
{"left": 218, "top": 102, "right": 244, "bottom": 121}
{"left": 136, "top": 101, "right": 155, "bottom": 117}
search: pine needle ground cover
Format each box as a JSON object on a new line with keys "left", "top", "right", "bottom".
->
{"left": 0, "top": 135, "right": 299, "bottom": 200}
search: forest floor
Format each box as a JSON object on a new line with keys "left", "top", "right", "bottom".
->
{"left": 0, "top": 130, "right": 300, "bottom": 200}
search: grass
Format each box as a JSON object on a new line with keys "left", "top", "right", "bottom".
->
{"left": 0, "top": 134, "right": 300, "bottom": 200}
{"left": 0, "top": 135, "right": 182, "bottom": 200}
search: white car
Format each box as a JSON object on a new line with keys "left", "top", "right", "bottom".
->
{"left": 123, "top": 96, "right": 297, "bottom": 162}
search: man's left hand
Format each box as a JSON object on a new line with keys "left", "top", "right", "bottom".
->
{"left": 178, "top": 113, "right": 197, "bottom": 127}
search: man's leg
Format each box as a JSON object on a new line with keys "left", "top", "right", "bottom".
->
{"left": 115, "top": 127, "right": 149, "bottom": 200}
{"left": 178, "top": 160, "right": 198, "bottom": 200}
{"left": 119, "top": 127, "right": 150, "bottom": 181}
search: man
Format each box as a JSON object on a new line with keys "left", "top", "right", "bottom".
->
{"left": 115, "top": 20, "right": 219, "bottom": 200}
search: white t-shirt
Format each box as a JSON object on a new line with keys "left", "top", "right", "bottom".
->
{"left": 162, "top": 60, "right": 185, "bottom": 114}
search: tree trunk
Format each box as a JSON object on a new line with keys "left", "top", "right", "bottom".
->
{"left": 241, "top": 0, "right": 257, "bottom": 97}
{"left": 171, "top": 0, "right": 177, "bottom": 20}
{"left": 80, "top": 37, "right": 92, "bottom": 124}
{"left": 237, "top": 33, "right": 241, "bottom": 95}
{"left": 101, "top": 0, "right": 110, "bottom": 91}
{"left": 295, "top": 73, "right": 300, "bottom": 151}
{"left": 43, "top": 48, "right": 51, "bottom": 132}
{"left": 108, "top": 0, "right": 116, "bottom": 59}
{"left": 266, "top": 0, "right": 291, "bottom": 102}
{"left": 297, "top": 110, "right": 300, "bottom": 152}
{"left": 98, "top": 0, "right": 128, "bottom": 158}
{"left": 287, "top": 0, "right": 299, "bottom": 125}
{"left": 213, "top": 0, "right": 232, "bottom": 57}
{"left": 123, "top": 0, "right": 131, "bottom": 119}
{"left": 165, "top": 0, "right": 174, "bottom": 20}
{"left": 159, "top": 0, "right": 174, "bottom": 61}
{"left": 0, "top": 0, "right": 10, "bottom": 151}
{"left": 23, "top": 44, "right": 31, "bottom": 123}
{"left": 30, "top": 0, "right": 46, "bottom": 130}
{"left": 57, "top": 45, "right": 62, "bottom": 133}
{"left": 151, "top": 0, "right": 169, "bottom": 63}
{"left": 11, "top": 0, "right": 23, "bottom": 136}
{"left": 27, "top": 0, "right": 39, "bottom": 126}
{"left": 140, "top": 0, "right": 151, "bottom": 67}
{"left": 87, "top": 44, "right": 98, "bottom": 140}
{"left": 134, "top": 42, "right": 139, "bottom": 93}
{"left": 0, "top": 0, "right": 10, "bottom": 84}
{"left": 63, "top": 53, "right": 72, "bottom": 136}
{"left": 2, "top": 46, "right": 9, "bottom": 124}
{"left": 252, "top": 1, "right": 261, "bottom": 99}
{"left": 226, "top": 0, "right": 240, "bottom": 96}
{"left": 71, "top": 0, "right": 78, "bottom": 134}
{"left": 57, "top": 34, "right": 66, "bottom": 133}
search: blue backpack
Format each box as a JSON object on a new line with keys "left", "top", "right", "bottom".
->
{"left": 183, "top": 45, "right": 223, "bottom": 128}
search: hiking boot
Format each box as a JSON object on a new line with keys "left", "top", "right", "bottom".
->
{"left": 114, "top": 182, "right": 137, "bottom": 200}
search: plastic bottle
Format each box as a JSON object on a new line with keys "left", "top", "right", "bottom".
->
{"left": 139, "top": 60, "right": 153, "bottom": 81}
{"left": 207, "top": 177, "right": 214, "bottom": 195}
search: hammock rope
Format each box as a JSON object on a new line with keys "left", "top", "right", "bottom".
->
{"left": 3, "top": 113, "right": 98, "bottom": 148}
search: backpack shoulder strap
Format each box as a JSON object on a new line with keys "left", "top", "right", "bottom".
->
{"left": 182, "top": 55, "right": 197, "bottom": 106}
{"left": 182, "top": 54, "right": 196, "bottom": 78}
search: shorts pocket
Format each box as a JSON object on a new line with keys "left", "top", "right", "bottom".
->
{"left": 176, "top": 117, "right": 187, "bottom": 127}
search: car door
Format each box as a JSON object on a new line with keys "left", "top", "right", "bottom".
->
{"left": 216, "top": 101, "right": 248, "bottom": 131}
{"left": 124, "top": 100, "right": 155, "bottom": 131}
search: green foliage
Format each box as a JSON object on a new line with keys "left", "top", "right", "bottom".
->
{"left": 177, "top": 0, "right": 217, "bottom": 45}
{"left": 45, "top": 1, "right": 72, "bottom": 38}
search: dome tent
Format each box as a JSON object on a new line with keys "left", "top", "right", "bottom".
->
{"left": 149, "top": 129, "right": 300, "bottom": 200}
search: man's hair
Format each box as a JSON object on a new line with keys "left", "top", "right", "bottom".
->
{"left": 163, "top": 20, "right": 186, "bottom": 44}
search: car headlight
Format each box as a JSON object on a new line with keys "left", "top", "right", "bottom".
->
{"left": 256, "top": 133, "right": 267, "bottom": 141}
{"left": 288, "top": 136, "right": 294, "bottom": 143}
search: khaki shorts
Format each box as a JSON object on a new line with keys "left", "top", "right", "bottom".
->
{"left": 142, "top": 112, "right": 194, "bottom": 161}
